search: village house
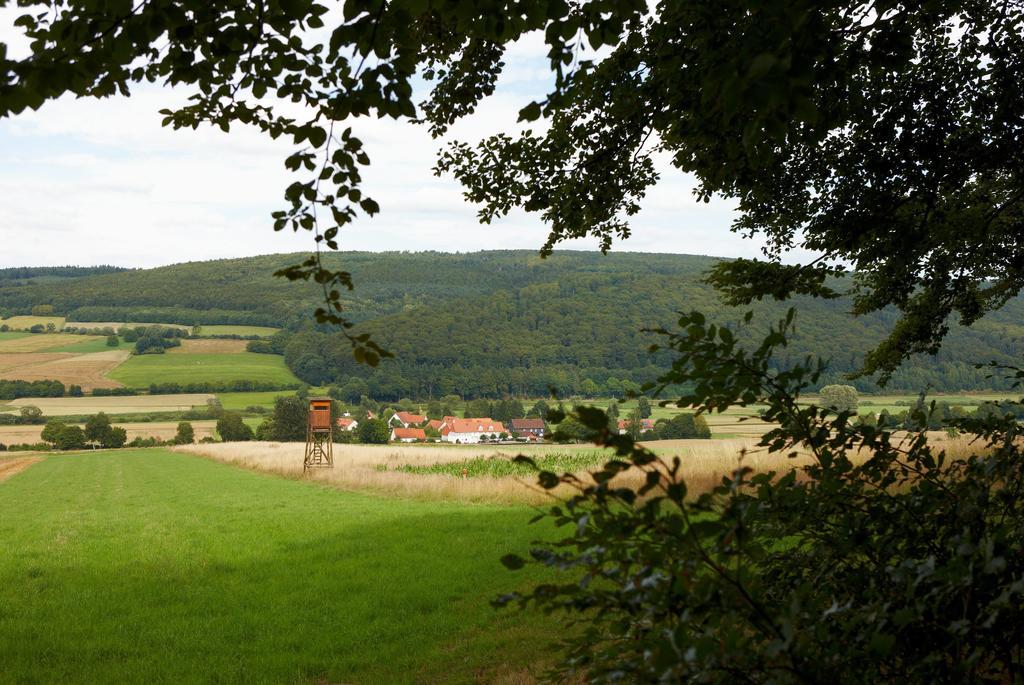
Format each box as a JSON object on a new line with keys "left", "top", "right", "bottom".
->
{"left": 335, "top": 417, "right": 359, "bottom": 431}
{"left": 440, "top": 418, "right": 506, "bottom": 444}
{"left": 389, "top": 411, "right": 427, "bottom": 428}
{"left": 391, "top": 427, "right": 427, "bottom": 443}
{"left": 425, "top": 419, "right": 443, "bottom": 432}
{"left": 509, "top": 417, "right": 546, "bottom": 439}
{"left": 618, "top": 418, "right": 657, "bottom": 434}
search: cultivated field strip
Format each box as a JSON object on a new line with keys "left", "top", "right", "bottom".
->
{"left": 5, "top": 393, "right": 215, "bottom": 415}
{"left": 0, "top": 420, "right": 217, "bottom": 445}
{"left": 0, "top": 349, "right": 130, "bottom": 390}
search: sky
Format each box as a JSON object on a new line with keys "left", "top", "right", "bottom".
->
{"left": 0, "top": 10, "right": 791, "bottom": 269}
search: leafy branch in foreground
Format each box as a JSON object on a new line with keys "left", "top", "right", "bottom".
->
{"left": 501, "top": 310, "right": 1024, "bottom": 683}
{"left": 4, "top": 3, "right": 1022, "bottom": 373}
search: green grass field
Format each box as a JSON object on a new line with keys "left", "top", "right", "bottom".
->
{"left": 194, "top": 325, "right": 280, "bottom": 337}
{"left": 0, "top": 331, "right": 30, "bottom": 341}
{"left": 108, "top": 352, "right": 301, "bottom": 388}
{"left": 217, "top": 389, "right": 327, "bottom": 411}
{"left": 49, "top": 336, "right": 122, "bottom": 353}
{"left": 0, "top": 450, "right": 564, "bottom": 683}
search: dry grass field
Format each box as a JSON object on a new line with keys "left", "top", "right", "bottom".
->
{"left": 0, "top": 315, "right": 66, "bottom": 330}
{"left": 0, "top": 420, "right": 217, "bottom": 445}
{"left": 0, "top": 349, "right": 130, "bottom": 390}
{"left": 169, "top": 339, "right": 248, "bottom": 354}
{"left": 176, "top": 432, "right": 984, "bottom": 505}
{"left": 4, "top": 393, "right": 214, "bottom": 416}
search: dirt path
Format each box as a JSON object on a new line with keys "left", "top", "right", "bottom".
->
{"left": 0, "top": 457, "right": 42, "bottom": 483}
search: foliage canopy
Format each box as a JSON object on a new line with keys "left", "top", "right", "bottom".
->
{"left": 3, "top": 2, "right": 1021, "bottom": 377}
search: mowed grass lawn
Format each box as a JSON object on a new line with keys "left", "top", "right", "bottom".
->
{"left": 0, "top": 450, "right": 566, "bottom": 684}
{"left": 108, "top": 352, "right": 301, "bottom": 388}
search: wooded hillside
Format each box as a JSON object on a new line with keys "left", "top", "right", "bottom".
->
{"left": 2, "top": 251, "right": 1022, "bottom": 395}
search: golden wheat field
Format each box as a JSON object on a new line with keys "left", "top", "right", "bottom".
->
{"left": 173, "top": 432, "right": 986, "bottom": 505}
{"left": 0, "top": 420, "right": 217, "bottom": 446}
{"left": 3, "top": 393, "right": 214, "bottom": 416}
{"left": 0, "top": 349, "right": 130, "bottom": 390}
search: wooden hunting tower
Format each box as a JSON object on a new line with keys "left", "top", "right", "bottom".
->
{"left": 303, "top": 397, "right": 334, "bottom": 472}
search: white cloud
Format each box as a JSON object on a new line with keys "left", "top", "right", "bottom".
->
{"left": 0, "top": 16, "right": 777, "bottom": 269}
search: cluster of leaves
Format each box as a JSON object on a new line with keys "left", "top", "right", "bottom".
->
{"left": 502, "top": 310, "right": 1024, "bottom": 683}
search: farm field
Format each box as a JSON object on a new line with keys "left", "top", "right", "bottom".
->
{"left": 0, "top": 450, "right": 563, "bottom": 684}
{"left": 216, "top": 388, "right": 330, "bottom": 411}
{"left": 194, "top": 324, "right": 280, "bottom": 337}
{"left": 65, "top": 321, "right": 193, "bottom": 332}
{"left": 0, "top": 420, "right": 217, "bottom": 445}
{"left": 107, "top": 352, "right": 300, "bottom": 388}
{"left": 0, "top": 332, "right": 103, "bottom": 353}
{"left": 0, "top": 349, "right": 130, "bottom": 390}
{"left": 3, "top": 393, "right": 214, "bottom": 416}
{"left": 0, "top": 315, "right": 65, "bottom": 330}
{"left": 170, "top": 338, "right": 248, "bottom": 354}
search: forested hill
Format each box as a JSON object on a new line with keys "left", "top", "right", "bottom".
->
{"left": 2, "top": 251, "right": 1023, "bottom": 394}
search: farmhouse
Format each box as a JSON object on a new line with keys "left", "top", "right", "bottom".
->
{"left": 440, "top": 418, "right": 506, "bottom": 444}
{"left": 509, "top": 417, "right": 546, "bottom": 439}
{"left": 336, "top": 417, "right": 358, "bottom": 431}
{"left": 391, "top": 427, "right": 427, "bottom": 443}
{"left": 425, "top": 419, "right": 443, "bottom": 431}
{"left": 618, "top": 418, "right": 656, "bottom": 434}
{"left": 390, "top": 411, "right": 426, "bottom": 428}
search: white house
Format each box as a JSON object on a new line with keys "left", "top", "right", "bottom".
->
{"left": 440, "top": 418, "right": 507, "bottom": 444}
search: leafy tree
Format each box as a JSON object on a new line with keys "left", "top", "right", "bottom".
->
{"left": 528, "top": 400, "right": 550, "bottom": 420}
{"left": 40, "top": 419, "right": 66, "bottom": 445}
{"left": 18, "top": 406, "right": 43, "bottom": 424}
{"left": 105, "top": 427, "right": 127, "bottom": 449}
{"left": 425, "top": 400, "right": 443, "bottom": 420}
{"left": 174, "top": 422, "right": 195, "bottom": 445}
{"left": 502, "top": 311, "right": 1024, "bottom": 682}
{"left": 216, "top": 413, "right": 254, "bottom": 442}
{"left": 68, "top": 384, "right": 83, "bottom": 397}
{"left": 357, "top": 418, "right": 390, "bottom": 445}
{"left": 84, "top": 412, "right": 113, "bottom": 445}
{"left": 819, "top": 384, "right": 859, "bottom": 415}
{"left": 269, "top": 395, "right": 308, "bottom": 442}
{"left": 53, "top": 425, "right": 86, "bottom": 451}
{"left": 464, "top": 399, "right": 492, "bottom": 419}
{"left": 254, "top": 419, "right": 274, "bottom": 441}
{"left": 655, "top": 413, "right": 711, "bottom": 440}
{"left": 106, "top": 335, "right": 119, "bottom": 347}
{"left": 637, "top": 397, "right": 652, "bottom": 419}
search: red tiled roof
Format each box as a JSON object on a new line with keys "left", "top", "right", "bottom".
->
{"left": 336, "top": 417, "right": 356, "bottom": 428}
{"left": 426, "top": 419, "right": 442, "bottom": 430}
{"left": 394, "top": 411, "right": 426, "bottom": 425}
{"left": 440, "top": 418, "right": 506, "bottom": 435}
{"left": 618, "top": 418, "right": 656, "bottom": 430}
{"left": 392, "top": 427, "right": 426, "bottom": 441}
{"left": 510, "top": 418, "right": 546, "bottom": 430}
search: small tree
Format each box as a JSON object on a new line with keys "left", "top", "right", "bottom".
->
{"left": 106, "top": 335, "right": 119, "bottom": 347}
{"left": 819, "top": 384, "right": 859, "bottom": 414}
{"left": 105, "top": 427, "right": 127, "bottom": 449}
{"left": 84, "top": 412, "right": 113, "bottom": 445}
{"left": 216, "top": 412, "right": 254, "bottom": 442}
{"left": 174, "top": 422, "right": 195, "bottom": 445}
{"left": 68, "top": 384, "right": 84, "bottom": 397}
{"left": 41, "top": 419, "right": 67, "bottom": 445}
{"left": 637, "top": 396, "right": 652, "bottom": 419}
{"left": 269, "top": 395, "right": 307, "bottom": 442}
{"left": 54, "top": 425, "right": 86, "bottom": 451}
{"left": 19, "top": 406, "right": 43, "bottom": 424}
{"left": 358, "top": 418, "right": 390, "bottom": 444}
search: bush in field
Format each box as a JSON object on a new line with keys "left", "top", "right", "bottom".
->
{"left": 268, "top": 395, "right": 307, "bottom": 442}
{"left": 502, "top": 311, "right": 1024, "bottom": 683}
{"left": 106, "top": 335, "right": 119, "bottom": 347}
{"left": 174, "top": 422, "right": 195, "bottom": 445}
{"left": 358, "top": 418, "right": 390, "bottom": 444}
{"left": 819, "top": 384, "right": 859, "bottom": 414}
{"left": 216, "top": 413, "right": 253, "bottom": 442}
{"left": 654, "top": 412, "right": 711, "bottom": 439}
{"left": 41, "top": 419, "right": 66, "bottom": 445}
{"left": 53, "top": 425, "right": 86, "bottom": 451}
{"left": 18, "top": 406, "right": 43, "bottom": 424}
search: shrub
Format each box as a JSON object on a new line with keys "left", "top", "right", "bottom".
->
{"left": 357, "top": 418, "right": 390, "bottom": 444}
{"left": 106, "top": 335, "right": 119, "bottom": 347}
{"left": 53, "top": 425, "right": 86, "bottom": 451}
{"left": 819, "top": 383, "right": 859, "bottom": 414}
{"left": 216, "top": 412, "right": 253, "bottom": 442}
{"left": 174, "top": 422, "right": 195, "bottom": 445}
{"left": 501, "top": 311, "right": 1024, "bottom": 683}
{"left": 654, "top": 412, "right": 712, "bottom": 439}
